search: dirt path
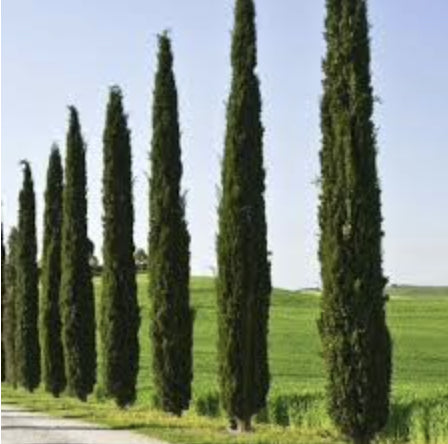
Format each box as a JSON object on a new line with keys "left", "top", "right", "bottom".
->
{"left": 1, "top": 405, "right": 169, "bottom": 444}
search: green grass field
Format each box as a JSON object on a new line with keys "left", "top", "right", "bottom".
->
{"left": 3, "top": 276, "right": 448, "bottom": 443}
{"left": 133, "top": 276, "right": 448, "bottom": 398}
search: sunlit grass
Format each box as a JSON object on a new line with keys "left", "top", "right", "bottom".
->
{"left": 3, "top": 276, "right": 448, "bottom": 443}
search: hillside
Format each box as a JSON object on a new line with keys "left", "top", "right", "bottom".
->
{"left": 114, "top": 276, "right": 448, "bottom": 401}
{"left": 3, "top": 276, "right": 447, "bottom": 444}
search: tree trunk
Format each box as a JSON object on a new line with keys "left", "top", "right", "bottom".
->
{"left": 236, "top": 417, "right": 252, "bottom": 433}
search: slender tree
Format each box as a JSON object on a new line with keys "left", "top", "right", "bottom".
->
{"left": 60, "top": 107, "right": 96, "bottom": 401}
{"left": 1, "top": 225, "right": 6, "bottom": 382}
{"left": 216, "top": 0, "right": 271, "bottom": 432}
{"left": 40, "top": 146, "right": 66, "bottom": 396}
{"left": 15, "top": 161, "right": 40, "bottom": 391}
{"left": 134, "top": 248, "right": 148, "bottom": 272}
{"left": 5, "top": 227, "right": 19, "bottom": 387}
{"left": 149, "top": 33, "right": 193, "bottom": 416}
{"left": 100, "top": 86, "right": 140, "bottom": 407}
{"left": 318, "top": 1, "right": 392, "bottom": 443}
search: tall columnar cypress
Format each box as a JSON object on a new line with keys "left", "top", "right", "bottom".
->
{"left": 60, "top": 107, "right": 96, "bottom": 401}
{"left": 5, "top": 227, "right": 19, "bottom": 387}
{"left": 1, "top": 225, "right": 6, "bottom": 382}
{"left": 216, "top": 0, "right": 271, "bottom": 432}
{"left": 100, "top": 86, "right": 140, "bottom": 407}
{"left": 40, "top": 146, "right": 66, "bottom": 396}
{"left": 149, "top": 34, "right": 193, "bottom": 416}
{"left": 318, "top": 1, "right": 392, "bottom": 443}
{"left": 15, "top": 161, "right": 40, "bottom": 391}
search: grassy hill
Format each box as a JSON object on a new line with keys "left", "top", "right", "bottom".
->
{"left": 124, "top": 276, "right": 448, "bottom": 401}
{"left": 3, "top": 276, "right": 448, "bottom": 443}
{"left": 388, "top": 285, "right": 448, "bottom": 298}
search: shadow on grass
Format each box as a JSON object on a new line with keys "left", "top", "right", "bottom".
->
{"left": 112, "top": 422, "right": 187, "bottom": 432}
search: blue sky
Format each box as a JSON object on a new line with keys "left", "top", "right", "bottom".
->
{"left": 2, "top": 1, "right": 447, "bottom": 289}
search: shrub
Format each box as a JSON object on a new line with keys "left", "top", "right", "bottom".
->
{"left": 268, "top": 394, "right": 289, "bottom": 427}
{"left": 409, "top": 397, "right": 448, "bottom": 444}
{"left": 194, "top": 390, "right": 221, "bottom": 418}
{"left": 381, "top": 400, "right": 414, "bottom": 442}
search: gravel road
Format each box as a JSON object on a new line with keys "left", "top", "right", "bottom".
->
{"left": 1, "top": 405, "right": 168, "bottom": 444}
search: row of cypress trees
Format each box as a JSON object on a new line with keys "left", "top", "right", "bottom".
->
{"left": 2, "top": 118, "right": 96, "bottom": 399}
{"left": 1, "top": 0, "right": 391, "bottom": 442}
{"left": 1, "top": 32, "right": 191, "bottom": 411}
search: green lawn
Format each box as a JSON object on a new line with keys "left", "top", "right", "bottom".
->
{"left": 132, "top": 276, "right": 448, "bottom": 398}
{"left": 3, "top": 276, "right": 448, "bottom": 443}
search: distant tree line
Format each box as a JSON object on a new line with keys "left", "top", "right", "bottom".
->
{"left": 1, "top": 0, "right": 391, "bottom": 443}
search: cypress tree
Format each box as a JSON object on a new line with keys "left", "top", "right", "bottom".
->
{"left": 15, "top": 161, "right": 40, "bottom": 391}
{"left": 100, "top": 86, "right": 140, "bottom": 407}
{"left": 318, "top": 1, "right": 392, "bottom": 443}
{"left": 1, "top": 225, "right": 5, "bottom": 382}
{"left": 5, "top": 227, "right": 19, "bottom": 387}
{"left": 40, "top": 146, "right": 66, "bottom": 396}
{"left": 149, "top": 33, "right": 193, "bottom": 416}
{"left": 60, "top": 107, "right": 96, "bottom": 401}
{"left": 216, "top": 0, "right": 271, "bottom": 432}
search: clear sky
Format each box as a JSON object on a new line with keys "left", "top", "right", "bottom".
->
{"left": 2, "top": 1, "right": 447, "bottom": 289}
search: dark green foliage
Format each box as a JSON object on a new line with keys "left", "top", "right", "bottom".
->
{"left": 87, "top": 239, "right": 102, "bottom": 275}
{"left": 15, "top": 161, "right": 40, "bottom": 391}
{"left": 100, "top": 86, "right": 140, "bottom": 407}
{"left": 134, "top": 248, "right": 148, "bottom": 272}
{"left": 1, "top": 225, "right": 5, "bottom": 381}
{"left": 40, "top": 146, "right": 66, "bottom": 396}
{"left": 60, "top": 107, "right": 96, "bottom": 401}
{"left": 149, "top": 33, "right": 193, "bottom": 416}
{"left": 216, "top": 0, "right": 271, "bottom": 431}
{"left": 318, "top": 1, "right": 392, "bottom": 443}
{"left": 4, "top": 227, "right": 19, "bottom": 386}
{"left": 194, "top": 390, "right": 221, "bottom": 418}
